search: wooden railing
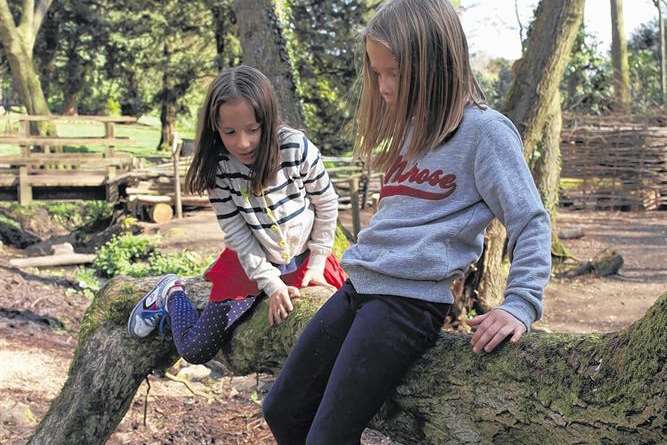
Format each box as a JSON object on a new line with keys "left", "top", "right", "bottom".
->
{"left": 0, "top": 114, "right": 137, "bottom": 157}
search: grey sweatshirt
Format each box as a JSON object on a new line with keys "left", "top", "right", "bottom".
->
{"left": 341, "top": 105, "right": 551, "bottom": 329}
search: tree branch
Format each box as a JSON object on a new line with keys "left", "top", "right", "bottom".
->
{"left": 20, "top": 0, "right": 33, "bottom": 32}
{"left": 0, "top": 0, "right": 18, "bottom": 44}
{"left": 33, "top": 0, "right": 53, "bottom": 36}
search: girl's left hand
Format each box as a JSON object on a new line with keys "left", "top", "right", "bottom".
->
{"left": 300, "top": 269, "right": 328, "bottom": 288}
{"left": 468, "top": 309, "right": 526, "bottom": 353}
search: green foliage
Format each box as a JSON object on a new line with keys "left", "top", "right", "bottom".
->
{"left": 45, "top": 201, "right": 113, "bottom": 231}
{"left": 93, "top": 233, "right": 212, "bottom": 278}
{"left": 561, "top": 25, "right": 614, "bottom": 114}
{"left": 94, "top": 234, "right": 156, "bottom": 277}
{"left": 474, "top": 58, "right": 513, "bottom": 110}
{"left": 75, "top": 267, "right": 102, "bottom": 300}
{"left": 282, "top": 0, "right": 368, "bottom": 154}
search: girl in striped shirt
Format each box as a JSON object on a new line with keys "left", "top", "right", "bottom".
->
{"left": 127, "top": 65, "right": 346, "bottom": 365}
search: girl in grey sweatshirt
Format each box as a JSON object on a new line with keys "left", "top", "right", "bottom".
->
{"left": 263, "top": 1, "right": 552, "bottom": 443}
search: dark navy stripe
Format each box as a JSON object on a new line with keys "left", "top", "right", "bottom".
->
{"left": 303, "top": 169, "right": 326, "bottom": 184}
{"left": 216, "top": 209, "right": 240, "bottom": 220}
{"left": 217, "top": 172, "right": 251, "bottom": 180}
{"left": 268, "top": 192, "right": 302, "bottom": 210}
{"left": 301, "top": 136, "right": 309, "bottom": 163}
{"left": 209, "top": 197, "right": 232, "bottom": 203}
{"left": 307, "top": 180, "right": 331, "bottom": 196}
{"left": 280, "top": 142, "right": 300, "bottom": 150}
{"left": 215, "top": 185, "right": 242, "bottom": 196}
{"left": 265, "top": 177, "right": 292, "bottom": 194}
{"left": 300, "top": 156, "right": 321, "bottom": 177}
{"left": 236, "top": 192, "right": 302, "bottom": 215}
{"left": 281, "top": 159, "right": 301, "bottom": 168}
{"left": 247, "top": 204, "right": 307, "bottom": 230}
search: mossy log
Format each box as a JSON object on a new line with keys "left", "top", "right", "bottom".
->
{"left": 29, "top": 276, "right": 666, "bottom": 445}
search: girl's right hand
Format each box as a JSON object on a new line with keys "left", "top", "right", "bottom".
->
{"left": 268, "top": 286, "right": 300, "bottom": 326}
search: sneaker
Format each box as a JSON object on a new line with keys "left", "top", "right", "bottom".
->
{"left": 127, "top": 274, "right": 182, "bottom": 338}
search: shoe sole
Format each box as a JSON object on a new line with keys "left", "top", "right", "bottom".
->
{"left": 127, "top": 274, "right": 178, "bottom": 337}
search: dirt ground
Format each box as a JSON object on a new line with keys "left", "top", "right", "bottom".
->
{"left": 0, "top": 208, "right": 666, "bottom": 444}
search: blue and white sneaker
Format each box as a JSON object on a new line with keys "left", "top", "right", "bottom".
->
{"left": 127, "top": 274, "right": 182, "bottom": 338}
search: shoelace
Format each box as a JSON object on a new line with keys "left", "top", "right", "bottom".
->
{"left": 140, "top": 308, "right": 170, "bottom": 337}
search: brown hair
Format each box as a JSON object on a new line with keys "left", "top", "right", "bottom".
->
{"left": 354, "top": 0, "right": 486, "bottom": 171}
{"left": 186, "top": 65, "right": 282, "bottom": 195}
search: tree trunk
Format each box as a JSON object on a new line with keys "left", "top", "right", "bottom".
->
{"left": 0, "top": 0, "right": 53, "bottom": 117}
{"left": 658, "top": 1, "right": 667, "bottom": 105}
{"left": 28, "top": 276, "right": 667, "bottom": 444}
{"left": 610, "top": 0, "right": 631, "bottom": 112}
{"left": 470, "top": 0, "right": 584, "bottom": 304}
{"left": 233, "top": 0, "right": 304, "bottom": 128}
{"left": 532, "top": 91, "right": 568, "bottom": 258}
{"left": 158, "top": 100, "right": 177, "bottom": 152}
{"left": 4, "top": 47, "right": 50, "bottom": 116}
{"left": 157, "top": 40, "right": 175, "bottom": 151}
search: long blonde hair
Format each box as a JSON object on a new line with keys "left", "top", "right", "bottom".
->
{"left": 186, "top": 65, "right": 282, "bottom": 195}
{"left": 354, "top": 0, "right": 486, "bottom": 171}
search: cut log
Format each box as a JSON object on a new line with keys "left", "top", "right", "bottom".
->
{"left": 28, "top": 276, "right": 666, "bottom": 444}
{"left": 150, "top": 202, "right": 173, "bottom": 224}
{"left": 558, "top": 228, "right": 585, "bottom": 240}
{"left": 9, "top": 253, "right": 96, "bottom": 268}
{"left": 558, "top": 249, "right": 624, "bottom": 278}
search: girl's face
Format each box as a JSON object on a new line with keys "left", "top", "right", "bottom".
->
{"left": 217, "top": 98, "right": 262, "bottom": 165}
{"left": 366, "top": 38, "right": 399, "bottom": 105}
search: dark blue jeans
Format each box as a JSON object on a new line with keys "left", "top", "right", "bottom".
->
{"left": 262, "top": 280, "right": 450, "bottom": 445}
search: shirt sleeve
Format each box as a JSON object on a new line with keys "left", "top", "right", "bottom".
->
{"left": 208, "top": 173, "right": 286, "bottom": 297}
{"left": 298, "top": 136, "right": 339, "bottom": 275}
{"left": 473, "top": 117, "right": 552, "bottom": 331}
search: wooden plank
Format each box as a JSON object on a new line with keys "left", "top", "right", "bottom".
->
{"left": 0, "top": 115, "right": 137, "bottom": 123}
{"left": 0, "top": 136, "right": 132, "bottom": 145}
{"left": 28, "top": 174, "right": 107, "bottom": 187}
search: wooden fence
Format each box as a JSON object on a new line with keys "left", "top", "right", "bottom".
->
{"left": 560, "top": 114, "right": 667, "bottom": 210}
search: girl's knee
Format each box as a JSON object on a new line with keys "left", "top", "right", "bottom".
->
{"left": 262, "top": 385, "right": 292, "bottom": 428}
{"left": 179, "top": 347, "right": 215, "bottom": 365}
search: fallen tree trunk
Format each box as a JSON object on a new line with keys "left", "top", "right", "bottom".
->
{"left": 29, "top": 276, "right": 666, "bottom": 444}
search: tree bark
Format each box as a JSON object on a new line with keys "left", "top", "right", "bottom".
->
{"left": 610, "top": 0, "right": 631, "bottom": 112}
{"left": 532, "top": 91, "right": 569, "bottom": 258}
{"left": 29, "top": 276, "right": 667, "bottom": 444}
{"left": 0, "top": 0, "right": 53, "bottom": 117}
{"left": 233, "top": 0, "right": 304, "bottom": 128}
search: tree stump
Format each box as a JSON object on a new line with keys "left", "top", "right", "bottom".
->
{"left": 28, "top": 276, "right": 667, "bottom": 445}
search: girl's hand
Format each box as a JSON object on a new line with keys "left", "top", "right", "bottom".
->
{"left": 468, "top": 309, "right": 526, "bottom": 353}
{"left": 300, "top": 269, "right": 328, "bottom": 288}
{"left": 268, "top": 286, "right": 300, "bottom": 326}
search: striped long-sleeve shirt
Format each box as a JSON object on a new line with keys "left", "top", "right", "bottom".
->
{"left": 207, "top": 128, "right": 339, "bottom": 297}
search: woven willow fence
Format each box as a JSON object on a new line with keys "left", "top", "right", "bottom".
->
{"left": 560, "top": 114, "right": 667, "bottom": 211}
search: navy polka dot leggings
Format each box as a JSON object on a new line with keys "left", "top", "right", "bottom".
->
{"left": 166, "top": 289, "right": 256, "bottom": 364}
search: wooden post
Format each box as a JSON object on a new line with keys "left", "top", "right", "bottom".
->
{"left": 18, "top": 165, "right": 32, "bottom": 205}
{"left": 349, "top": 176, "right": 360, "bottom": 240}
{"left": 104, "top": 122, "right": 115, "bottom": 158}
{"left": 105, "top": 165, "right": 117, "bottom": 202}
{"left": 20, "top": 120, "right": 31, "bottom": 157}
{"left": 172, "top": 135, "right": 183, "bottom": 219}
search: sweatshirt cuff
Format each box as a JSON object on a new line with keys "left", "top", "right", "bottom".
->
{"left": 306, "top": 252, "right": 327, "bottom": 275}
{"left": 498, "top": 295, "right": 538, "bottom": 332}
{"left": 260, "top": 276, "right": 287, "bottom": 298}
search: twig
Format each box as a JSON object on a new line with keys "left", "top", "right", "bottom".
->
{"left": 164, "top": 371, "right": 214, "bottom": 402}
{"left": 143, "top": 376, "right": 151, "bottom": 427}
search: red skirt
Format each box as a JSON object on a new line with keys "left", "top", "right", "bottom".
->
{"left": 204, "top": 249, "right": 347, "bottom": 302}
